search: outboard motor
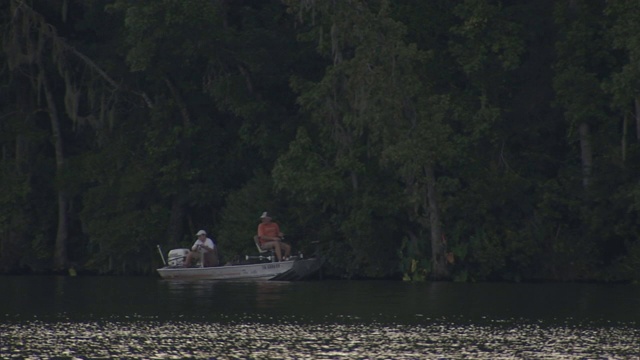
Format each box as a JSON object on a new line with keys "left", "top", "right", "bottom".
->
{"left": 167, "top": 249, "right": 190, "bottom": 267}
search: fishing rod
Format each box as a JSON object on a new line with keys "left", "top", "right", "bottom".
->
{"left": 156, "top": 244, "right": 167, "bottom": 266}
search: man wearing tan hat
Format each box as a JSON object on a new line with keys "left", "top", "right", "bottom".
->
{"left": 184, "top": 229, "right": 219, "bottom": 267}
{"left": 257, "top": 212, "right": 291, "bottom": 261}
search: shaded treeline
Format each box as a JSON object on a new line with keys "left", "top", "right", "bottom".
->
{"left": 2, "top": 0, "right": 640, "bottom": 281}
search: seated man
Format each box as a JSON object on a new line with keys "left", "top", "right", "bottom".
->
{"left": 257, "top": 212, "right": 291, "bottom": 261}
{"left": 184, "top": 230, "right": 219, "bottom": 267}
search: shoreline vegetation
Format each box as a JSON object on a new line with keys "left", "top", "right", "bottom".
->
{"left": 2, "top": 1, "right": 640, "bottom": 282}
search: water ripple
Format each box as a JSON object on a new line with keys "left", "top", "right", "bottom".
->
{"left": 2, "top": 319, "right": 639, "bottom": 359}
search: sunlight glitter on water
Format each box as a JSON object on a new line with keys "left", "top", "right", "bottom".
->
{"left": 2, "top": 319, "right": 639, "bottom": 359}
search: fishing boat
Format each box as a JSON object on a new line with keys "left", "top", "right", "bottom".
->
{"left": 156, "top": 241, "right": 322, "bottom": 281}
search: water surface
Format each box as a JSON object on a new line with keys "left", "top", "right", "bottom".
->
{"left": 1, "top": 276, "right": 639, "bottom": 358}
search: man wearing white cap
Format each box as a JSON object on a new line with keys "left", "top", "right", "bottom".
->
{"left": 257, "top": 212, "right": 291, "bottom": 261}
{"left": 184, "top": 229, "right": 219, "bottom": 267}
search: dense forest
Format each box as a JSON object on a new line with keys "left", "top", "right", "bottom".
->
{"left": 2, "top": 0, "right": 640, "bottom": 282}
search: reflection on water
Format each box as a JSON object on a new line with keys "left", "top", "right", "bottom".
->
{"left": 1, "top": 276, "right": 640, "bottom": 358}
{"left": 2, "top": 319, "right": 639, "bottom": 359}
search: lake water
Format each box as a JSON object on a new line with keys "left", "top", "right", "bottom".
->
{"left": 1, "top": 276, "right": 640, "bottom": 359}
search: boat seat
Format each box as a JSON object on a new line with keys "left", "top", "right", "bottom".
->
{"left": 254, "top": 236, "right": 269, "bottom": 254}
{"left": 253, "top": 236, "right": 276, "bottom": 261}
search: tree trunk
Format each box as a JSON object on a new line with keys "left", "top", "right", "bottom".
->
{"left": 425, "top": 164, "right": 448, "bottom": 279}
{"left": 579, "top": 122, "right": 592, "bottom": 189}
{"left": 38, "top": 58, "right": 69, "bottom": 270}
{"left": 622, "top": 112, "right": 628, "bottom": 163}
{"left": 635, "top": 97, "right": 640, "bottom": 141}
{"left": 164, "top": 77, "right": 191, "bottom": 246}
{"left": 167, "top": 198, "right": 185, "bottom": 248}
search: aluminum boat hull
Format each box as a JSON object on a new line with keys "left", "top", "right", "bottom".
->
{"left": 157, "top": 258, "right": 320, "bottom": 281}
